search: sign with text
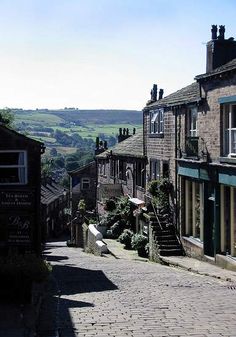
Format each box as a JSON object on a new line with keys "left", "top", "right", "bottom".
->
{"left": 0, "top": 191, "right": 34, "bottom": 209}
{"left": 7, "top": 215, "right": 31, "bottom": 246}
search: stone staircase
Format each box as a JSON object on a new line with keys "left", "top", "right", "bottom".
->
{"left": 149, "top": 211, "right": 184, "bottom": 257}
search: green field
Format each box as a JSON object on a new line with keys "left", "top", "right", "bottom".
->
{"left": 14, "top": 112, "right": 64, "bottom": 126}
{"left": 13, "top": 109, "right": 142, "bottom": 155}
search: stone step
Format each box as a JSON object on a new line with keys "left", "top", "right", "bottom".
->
{"left": 155, "top": 235, "right": 177, "bottom": 241}
{"left": 159, "top": 248, "right": 184, "bottom": 256}
{"left": 157, "top": 243, "right": 181, "bottom": 250}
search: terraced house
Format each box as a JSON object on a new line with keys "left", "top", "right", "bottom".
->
{"left": 96, "top": 129, "right": 146, "bottom": 216}
{"left": 144, "top": 25, "right": 236, "bottom": 269}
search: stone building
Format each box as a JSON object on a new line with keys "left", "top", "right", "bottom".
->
{"left": 143, "top": 25, "right": 236, "bottom": 269}
{"left": 69, "top": 161, "right": 97, "bottom": 216}
{"left": 96, "top": 130, "right": 146, "bottom": 216}
{"left": 0, "top": 124, "right": 44, "bottom": 255}
{"left": 41, "top": 180, "right": 69, "bottom": 240}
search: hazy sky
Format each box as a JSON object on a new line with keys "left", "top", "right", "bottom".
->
{"left": 1, "top": 0, "right": 236, "bottom": 110}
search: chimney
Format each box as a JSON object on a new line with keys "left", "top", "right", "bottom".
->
{"left": 150, "top": 84, "right": 157, "bottom": 101}
{"left": 118, "top": 127, "right": 132, "bottom": 143}
{"left": 211, "top": 25, "right": 217, "bottom": 40}
{"left": 95, "top": 137, "right": 108, "bottom": 155}
{"left": 158, "top": 89, "right": 164, "bottom": 100}
{"left": 206, "top": 25, "right": 236, "bottom": 72}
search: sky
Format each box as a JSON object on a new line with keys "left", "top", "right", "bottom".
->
{"left": 1, "top": 0, "right": 236, "bottom": 110}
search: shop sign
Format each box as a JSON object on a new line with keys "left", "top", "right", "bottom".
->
{"left": 7, "top": 215, "right": 31, "bottom": 246}
{"left": 0, "top": 191, "right": 33, "bottom": 208}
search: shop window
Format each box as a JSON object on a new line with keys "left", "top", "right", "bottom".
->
{"left": 0, "top": 151, "right": 27, "bottom": 185}
{"left": 185, "top": 179, "right": 203, "bottom": 241}
{"left": 150, "top": 109, "right": 164, "bottom": 135}
{"left": 223, "top": 104, "right": 236, "bottom": 156}
{"left": 81, "top": 178, "right": 90, "bottom": 190}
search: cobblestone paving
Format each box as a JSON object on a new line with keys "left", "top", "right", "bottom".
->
{"left": 45, "top": 241, "right": 236, "bottom": 337}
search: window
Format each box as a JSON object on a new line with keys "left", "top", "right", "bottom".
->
{"left": 110, "top": 159, "right": 115, "bottom": 177}
{"left": 118, "top": 160, "right": 126, "bottom": 181}
{"left": 188, "top": 107, "right": 198, "bottom": 137}
{"left": 223, "top": 104, "right": 236, "bottom": 156}
{"left": 150, "top": 159, "right": 160, "bottom": 180}
{"left": 81, "top": 178, "right": 90, "bottom": 190}
{"left": 136, "top": 161, "right": 145, "bottom": 188}
{"left": 185, "top": 107, "right": 199, "bottom": 157}
{"left": 0, "top": 151, "right": 27, "bottom": 185}
{"left": 150, "top": 108, "right": 164, "bottom": 135}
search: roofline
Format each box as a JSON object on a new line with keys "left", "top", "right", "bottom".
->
{"left": 144, "top": 98, "right": 202, "bottom": 111}
{"left": 0, "top": 123, "right": 45, "bottom": 147}
{"left": 195, "top": 62, "right": 236, "bottom": 81}
{"left": 68, "top": 161, "right": 95, "bottom": 175}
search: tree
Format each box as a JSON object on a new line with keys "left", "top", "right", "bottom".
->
{"left": 0, "top": 108, "right": 14, "bottom": 127}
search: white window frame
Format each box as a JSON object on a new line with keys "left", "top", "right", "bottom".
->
{"left": 81, "top": 178, "right": 90, "bottom": 190}
{"left": 188, "top": 107, "right": 198, "bottom": 137}
{"left": 0, "top": 150, "right": 27, "bottom": 185}
{"left": 150, "top": 108, "right": 164, "bottom": 135}
{"left": 223, "top": 104, "right": 236, "bottom": 157}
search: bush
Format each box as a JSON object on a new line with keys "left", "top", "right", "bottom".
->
{"left": 104, "top": 198, "right": 116, "bottom": 212}
{"left": 109, "top": 221, "right": 125, "bottom": 239}
{"left": 118, "top": 229, "right": 134, "bottom": 249}
{"left": 131, "top": 234, "right": 148, "bottom": 257}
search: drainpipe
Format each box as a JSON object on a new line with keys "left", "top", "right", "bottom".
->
{"left": 174, "top": 107, "right": 179, "bottom": 231}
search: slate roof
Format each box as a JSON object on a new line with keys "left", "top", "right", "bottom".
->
{"left": 145, "top": 82, "right": 201, "bottom": 109}
{"left": 96, "top": 131, "right": 144, "bottom": 159}
{"left": 0, "top": 123, "right": 44, "bottom": 148}
{"left": 68, "top": 161, "right": 95, "bottom": 176}
{"left": 41, "top": 182, "right": 67, "bottom": 205}
{"left": 195, "top": 57, "right": 236, "bottom": 80}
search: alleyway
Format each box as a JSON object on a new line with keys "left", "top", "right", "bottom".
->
{"left": 42, "top": 240, "right": 236, "bottom": 337}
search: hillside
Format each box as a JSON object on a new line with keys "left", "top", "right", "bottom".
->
{"left": 13, "top": 108, "right": 142, "bottom": 155}
{"left": 13, "top": 108, "right": 142, "bottom": 126}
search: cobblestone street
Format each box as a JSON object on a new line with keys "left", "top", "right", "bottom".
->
{"left": 44, "top": 241, "right": 236, "bottom": 337}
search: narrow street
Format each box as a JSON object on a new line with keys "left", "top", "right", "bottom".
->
{"left": 42, "top": 240, "right": 236, "bottom": 337}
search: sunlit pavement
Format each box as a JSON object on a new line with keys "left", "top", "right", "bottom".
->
{"left": 41, "top": 240, "right": 236, "bottom": 337}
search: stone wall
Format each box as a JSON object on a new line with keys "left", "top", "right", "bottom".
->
{"left": 144, "top": 109, "right": 176, "bottom": 185}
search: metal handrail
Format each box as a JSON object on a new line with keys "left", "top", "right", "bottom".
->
{"left": 150, "top": 199, "right": 163, "bottom": 231}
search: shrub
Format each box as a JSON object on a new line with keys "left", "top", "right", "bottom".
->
{"left": 104, "top": 198, "right": 116, "bottom": 212}
{"left": 109, "top": 221, "right": 125, "bottom": 239}
{"left": 131, "top": 234, "right": 148, "bottom": 257}
{"left": 118, "top": 229, "right": 134, "bottom": 249}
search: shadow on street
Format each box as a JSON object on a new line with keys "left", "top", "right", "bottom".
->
{"left": 39, "top": 240, "right": 118, "bottom": 337}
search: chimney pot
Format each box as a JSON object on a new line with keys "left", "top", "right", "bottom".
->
{"left": 150, "top": 84, "right": 157, "bottom": 101}
{"left": 159, "top": 89, "right": 164, "bottom": 100}
{"left": 218, "top": 25, "right": 225, "bottom": 40}
{"left": 211, "top": 25, "right": 217, "bottom": 40}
